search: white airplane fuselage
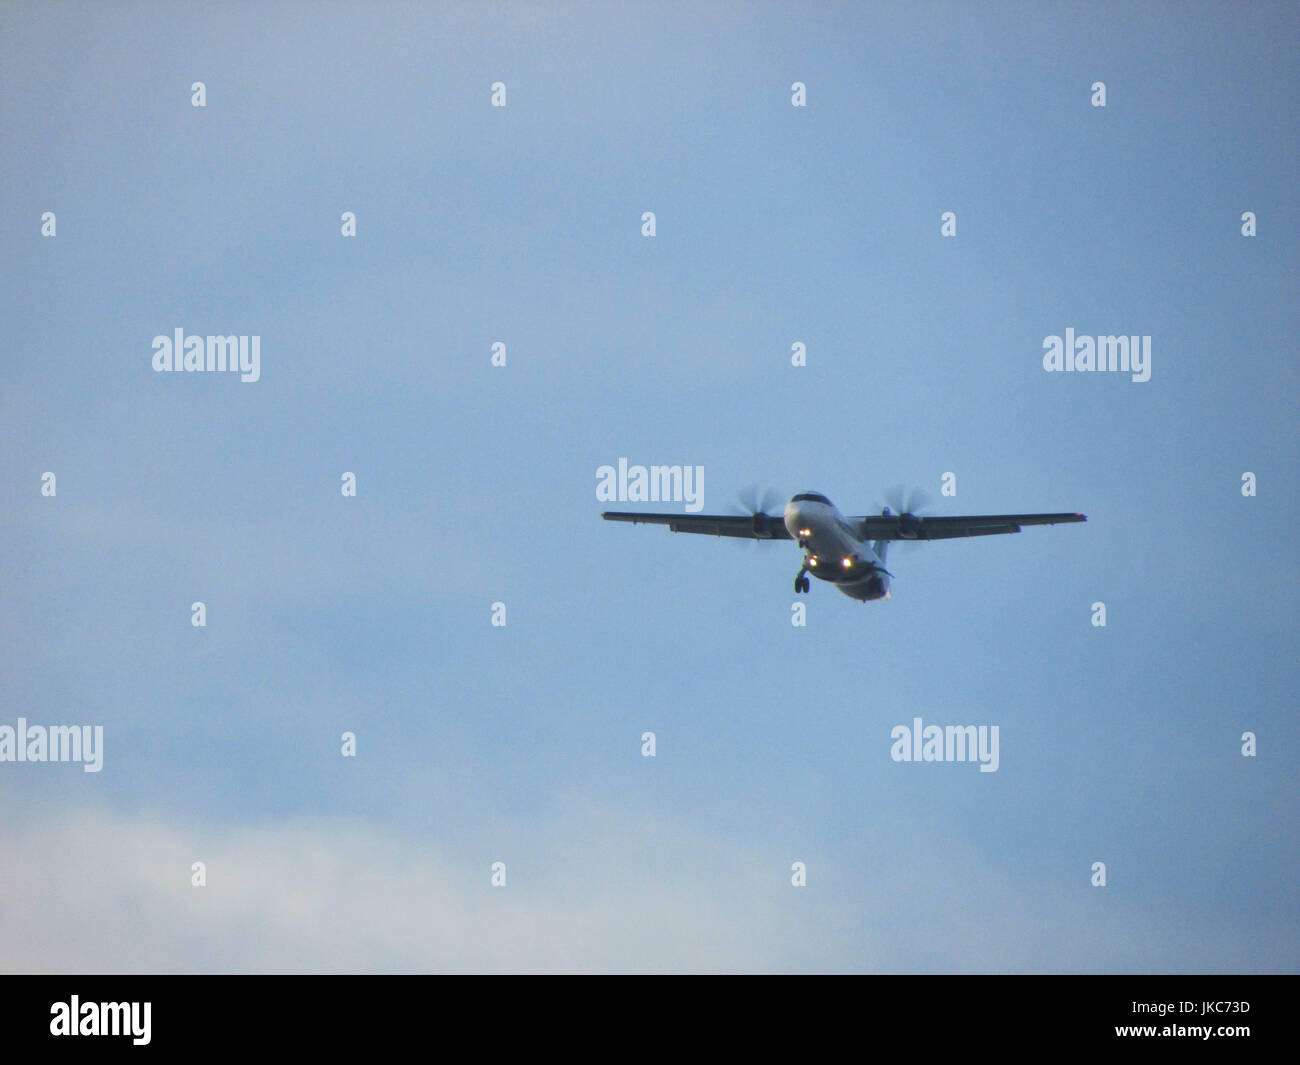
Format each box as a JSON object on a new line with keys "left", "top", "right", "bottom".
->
{"left": 783, "top": 494, "right": 891, "bottom": 602}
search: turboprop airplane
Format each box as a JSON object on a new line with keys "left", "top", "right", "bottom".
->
{"left": 602, "top": 489, "right": 1086, "bottom": 602}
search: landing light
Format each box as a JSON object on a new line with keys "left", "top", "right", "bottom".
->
{"left": 841, "top": 557, "right": 853, "bottom": 568}
{"left": 798, "top": 528, "right": 811, "bottom": 538}
{"left": 807, "top": 556, "right": 817, "bottom": 567}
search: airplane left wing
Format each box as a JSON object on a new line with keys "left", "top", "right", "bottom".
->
{"left": 852, "top": 512, "right": 1087, "bottom": 541}
{"left": 601, "top": 511, "right": 792, "bottom": 540}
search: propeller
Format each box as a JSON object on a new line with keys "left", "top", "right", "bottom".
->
{"left": 728, "top": 484, "right": 786, "bottom": 542}
{"left": 880, "top": 484, "right": 934, "bottom": 546}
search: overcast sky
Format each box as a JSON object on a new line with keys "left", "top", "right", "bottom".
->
{"left": 1, "top": 0, "right": 1296, "bottom": 973}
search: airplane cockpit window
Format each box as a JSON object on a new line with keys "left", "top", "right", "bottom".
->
{"left": 791, "top": 493, "right": 833, "bottom": 506}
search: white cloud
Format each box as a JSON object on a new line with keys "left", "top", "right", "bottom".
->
{"left": 0, "top": 802, "right": 827, "bottom": 973}
{"left": 2, "top": 800, "right": 1291, "bottom": 974}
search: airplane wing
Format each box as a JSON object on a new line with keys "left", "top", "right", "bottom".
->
{"left": 601, "top": 511, "right": 792, "bottom": 540}
{"left": 850, "top": 512, "right": 1087, "bottom": 541}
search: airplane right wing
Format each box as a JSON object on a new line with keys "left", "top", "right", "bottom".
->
{"left": 851, "top": 512, "right": 1087, "bottom": 541}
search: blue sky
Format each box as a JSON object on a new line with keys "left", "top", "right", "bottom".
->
{"left": 1, "top": 1, "right": 1296, "bottom": 972}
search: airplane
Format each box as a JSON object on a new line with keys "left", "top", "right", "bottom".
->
{"left": 602, "top": 489, "right": 1086, "bottom": 602}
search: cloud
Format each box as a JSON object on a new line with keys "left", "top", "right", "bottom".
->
{"left": 0, "top": 802, "right": 827, "bottom": 973}
{"left": 3, "top": 800, "right": 1293, "bottom": 974}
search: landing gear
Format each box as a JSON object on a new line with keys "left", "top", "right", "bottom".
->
{"left": 794, "top": 569, "right": 811, "bottom": 594}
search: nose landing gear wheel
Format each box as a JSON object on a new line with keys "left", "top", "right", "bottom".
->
{"left": 794, "top": 572, "right": 810, "bottom": 594}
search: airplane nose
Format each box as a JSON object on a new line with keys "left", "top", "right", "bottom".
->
{"left": 784, "top": 502, "right": 803, "bottom": 538}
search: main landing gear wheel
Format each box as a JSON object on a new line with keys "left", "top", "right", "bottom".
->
{"left": 794, "top": 573, "right": 811, "bottom": 594}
